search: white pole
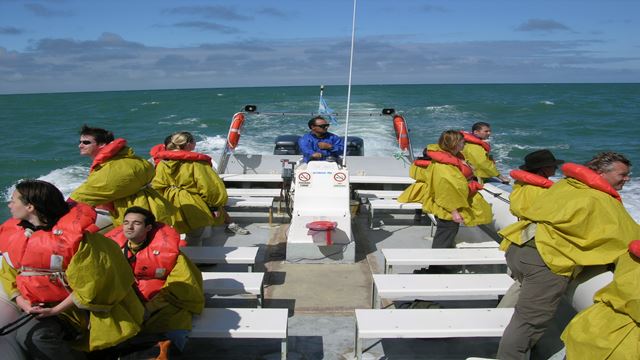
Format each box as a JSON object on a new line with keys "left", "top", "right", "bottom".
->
{"left": 342, "top": 0, "right": 357, "bottom": 167}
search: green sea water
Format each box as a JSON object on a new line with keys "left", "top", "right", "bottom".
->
{"left": 1, "top": 83, "right": 639, "bottom": 220}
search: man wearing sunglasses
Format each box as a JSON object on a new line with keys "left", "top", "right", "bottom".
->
{"left": 298, "top": 116, "right": 344, "bottom": 163}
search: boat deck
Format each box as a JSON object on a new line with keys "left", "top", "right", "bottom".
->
{"left": 125, "top": 197, "right": 569, "bottom": 359}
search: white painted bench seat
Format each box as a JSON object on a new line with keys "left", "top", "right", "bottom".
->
{"left": 182, "top": 246, "right": 259, "bottom": 272}
{"left": 202, "top": 272, "right": 265, "bottom": 307}
{"left": 220, "top": 173, "right": 283, "bottom": 183}
{"left": 381, "top": 248, "right": 506, "bottom": 274}
{"left": 226, "top": 188, "right": 282, "bottom": 197}
{"left": 191, "top": 308, "right": 288, "bottom": 360}
{"left": 367, "top": 199, "right": 422, "bottom": 228}
{"left": 354, "top": 308, "right": 514, "bottom": 360}
{"left": 227, "top": 196, "right": 274, "bottom": 208}
{"left": 371, "top": 273, "right": 514, "bottom": 308}
{"left": 354, "top": 190, "right": 403, "bottom": 200}
{"left": 350, "top": 175, "right": 414, "bottom": 185}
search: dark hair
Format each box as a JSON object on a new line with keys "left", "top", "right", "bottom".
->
{"left": 80, "top": 124, "right": 114, "bottom": 145}
{"left": 124, "top": 206, "right": 156, "bottom": 227}
{"left": 308, "top": 116, "right": 326, "bottom": 129}
{"left": 15, "top": 180, "right": 69, "bottom": 228}
{"left": 585, "top": 152, "right": 631, "bottom": 173}
{"left": 472, "top": 122, "right": 491, "bottom": 132}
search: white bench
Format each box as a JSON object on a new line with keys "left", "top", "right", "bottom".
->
{"left": 191, "top": 308, "right": 288, "bottom": 360}
{"left": 354, "top": 308, "right": 514, "bottom": 360}
{"left": 381, "top": 248, "right": 506, "bottom": 274}
{"left": 371, "top": 273, "right": 514, "bottom": 308}
{"left": 202, "top": 272, "right": 265, "bottom": 307}
{"left": 226, "top": 196, "right": 275, "bottom": 225}
{"left": 367, "top": 199, "right": 422, "bottom": 228}
{"left": 227, "top": 188, "right": 282, "bottom": 197}
{"left": 354, "top": 189, "right": 403, "bottom": 200}
{"left": 182, "top": 246, "right": 259, "bottom": 272}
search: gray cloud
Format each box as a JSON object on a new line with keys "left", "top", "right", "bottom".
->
{"left": 24, "top": 3, "right": 72, "bottom": 17}
{"left": 0, "top": 26, "right": 24, "bottom": 35}
{"left": 257, "top": 7, "right": 288, "bottom": 19}
{"left": 516, "top": 19, "right": 570, "bottom": 32}
{"left": 1, "top": 33, "right": 639, "bottom": 94}
{"left": 173, "top": 21, "right": 241, "bottom": 34}
{"left": 166, "top": 6, "right": 252, "bottom": 21}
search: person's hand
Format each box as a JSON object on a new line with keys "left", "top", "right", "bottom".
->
{"left": 15, "top": 295, "right": 37, "bottom": 313}
{"left": 317, "top": 142, "right": 332, "bottom": 150}
{"left": 498, "top": 175, "right": 510, "bottom": 184}
{"left": 451, "top": 210, "right": 464, "bottom": 224}
{"left": 312, "top": 152, "right": 323, "bottom": 159}
{"left": 29, "top": 305, "right": 62, "bottom": 319}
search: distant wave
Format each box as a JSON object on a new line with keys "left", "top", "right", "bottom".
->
{"left": 425, "top": 105, "right": 456, "bottom": 112}
{"left": 540, "top": 100, "right": 555, "bottom": 105}
{"left": 141, "top": 101, "right": 160, "bottom": 105}
{"left": 158, "top": 117, "right": 201, "bottom": 125}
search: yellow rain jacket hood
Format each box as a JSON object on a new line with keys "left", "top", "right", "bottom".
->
{"left": 398, "top": 160, "right": 430, "bottom": 204}
{"left": 562, "top": 251, "right": 640, "bottom": 359}
{"left": 0, "top": 232, "right": 144, "bottom": 352}
{"left": 70, "top": 139, "right": 178, "bottom": 227}
{"left": 499, "top": 177, "right": 640, "bottom": 277}
{"left": 151, "top": 150, "right": 228, "bottom": 234}
{"left": 421, "top": 144, "right": 492, "bottom": 226}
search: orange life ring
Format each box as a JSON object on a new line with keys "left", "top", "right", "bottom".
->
{"left": 227, "top": 112, "right": 245, "bottom": 150}
{"left": 393, "top": 115, "right": 410, "bottom": 151}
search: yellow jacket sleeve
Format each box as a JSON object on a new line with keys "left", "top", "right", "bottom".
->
{"left": 509, "top": 182, "right": 548, "bottom": 219}
{"left": 562, "top": 253, "right": 640, "bottom": 359}
{"left": 461, "top": 143, "right": 499, "bottom": 179}
{"left": 0, "top": 257, "right": 19, "bottom": 300}
{"left": 66, "top": 232, "right": 144, "bottom": 351}
{"left": 193, "top": 162, "right": 228, "bottom": 209}
{"left": 142, "top": 253, "right": 204, "bottom": 333}
{"left": 398, "top": 164, "right": 428, "bottom": 203}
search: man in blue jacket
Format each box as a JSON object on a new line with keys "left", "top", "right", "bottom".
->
{"left": 298, "top": 116, "right": 344, "bottom": 163}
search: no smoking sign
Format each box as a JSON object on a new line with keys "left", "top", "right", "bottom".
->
{"left": 333, "top": 172, "right": 347, "bottom": 182}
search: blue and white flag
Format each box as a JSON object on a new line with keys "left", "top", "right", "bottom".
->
{"left": 319, "top": 94, "right": 338, "bottom": 124}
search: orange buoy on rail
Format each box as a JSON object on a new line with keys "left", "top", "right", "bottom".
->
{"left": 227, "top": 112, "right": 245, "bottom": 150}
{"left": 393, "top": 115, "right": 410, "bottom": 151}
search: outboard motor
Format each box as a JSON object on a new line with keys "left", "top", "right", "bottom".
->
{"left": 345, "top": 136, "right": 364, "bottom": 156}
{"left": 273, "top": 135, "right": 301, "bottom": 155}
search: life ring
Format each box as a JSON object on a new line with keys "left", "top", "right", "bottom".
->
{"left": 227, "top": 112, "right": 245, "bottom": 150}
{"left": 306, "top": 221, "right": 337, "bottom": 245}
{"left": 393, "top": 115, "right": 410, "bottom": 151}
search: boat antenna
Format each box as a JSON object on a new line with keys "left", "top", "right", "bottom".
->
{"left": 341, "top": 0, "right": 357, "bottom": 167}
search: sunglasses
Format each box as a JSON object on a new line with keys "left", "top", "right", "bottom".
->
{"left": 79, "top": 140, "right": 94, "bottom": 145}
{"left": 314, "top": 124, "right": 330, "bottom": 129}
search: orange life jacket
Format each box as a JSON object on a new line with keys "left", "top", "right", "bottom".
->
{"left": 561, "top": 163, "right": 622, "bottom": 202}
{"left": 509, "top": 169, "right": 554, "bottom": 189}
{"left": 1, "top": 203, "right": 98, "bottom": 303}
{"left": 426, "top": 150, "right": 483, "bottom": 196}
{"left": 106, "top": 223, "right": 180, "bottom": 301}
{"left": 413, "top": 159, "right": 432, "bottom": 168}
{"left": 149, "top": 145, "right": 212, "bottom": 167}
{"left": 461, "top": 131, "right": 491, "bottom": 153}
{"left": 90, "top": 138, "right": 127, "bottom": 172}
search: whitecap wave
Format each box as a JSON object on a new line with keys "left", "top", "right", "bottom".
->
{"left": 540, "top": 100, "right": 555, "bottom": 105}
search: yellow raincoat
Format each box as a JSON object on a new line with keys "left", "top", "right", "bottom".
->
{"left": 70, "top": 143, "right": 178, "bottom": 227}
{"left": 142, "top": 253, "right": 204, "bottom": 333}
{"left": 0, "top": 232, "right": 145, "bottom": 352}
{"left": 461, "top": 142, "right": 499, "bottom": 179}
{"left": 499, "top": 178, "right": 640, "bottom": 276}
{"left": 397, "top": 162, "right": 429, "bottom": 203}
{"left": 498, "top": 182, "right": 550, "bottom": 251}
{"left": 152, "top": 158, "right": 228, "bottom": 234}
{"left": 421, "top": 145, "right": 492, "bottom": 226}
{"left": 562, "top": 252, "right": 640, "bottom": 359}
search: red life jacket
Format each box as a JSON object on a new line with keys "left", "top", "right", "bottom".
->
{"left": 461, "top": 131, "right": 491, "bottom": 153}
{"left": 149, "top": 145, "right": 212, "bottom": 167}
{"left": 106, "top": 223, "right": 180, "bottom": 301}
{"left": 509, "top": 169, "right": 554, "bottom": 189}
{"left": 1, "top": 203, "right": 98, "bottom": 304}
{"left": 561, "top": 163, "right": 622, "bottom": 202}
{"left": 90, "top": 138, "right": 127, "bottom": 172}
{"left": 413, "top": 159, "right": 431, "bottom": 168}
{"left": 426, "top": 150, "right": 483, "bottom": 196}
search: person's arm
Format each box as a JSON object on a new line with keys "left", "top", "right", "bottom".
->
{"left": 28, "top": 293, "right": 75, "bottom": 318}
{"left": 298, "top": 134, "right": 320, "bottom": 161}
{"left": 327, "top": 134, "right": 344, "bottom": 156}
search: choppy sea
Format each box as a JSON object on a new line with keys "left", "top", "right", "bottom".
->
{"left": 1, "top": 84, "right": 638, "bottom": 221}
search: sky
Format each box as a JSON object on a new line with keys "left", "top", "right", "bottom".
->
{"left": 0, "top": 0, "right": 639, "bottom": 94}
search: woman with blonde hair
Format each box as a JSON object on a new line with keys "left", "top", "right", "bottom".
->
{"left": 150, "top": 131, "right": 248, "bottom": 245}
{"left": 419, "top": 130, "right": 492, "bottom": 272}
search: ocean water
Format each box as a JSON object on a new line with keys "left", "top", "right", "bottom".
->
{"left": 1, "top": 84, "right": 639, "bottom": 221}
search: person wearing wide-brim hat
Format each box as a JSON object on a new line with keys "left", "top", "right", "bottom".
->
{"left": 519, "top": 149, "right": 565, "bottom": 176}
